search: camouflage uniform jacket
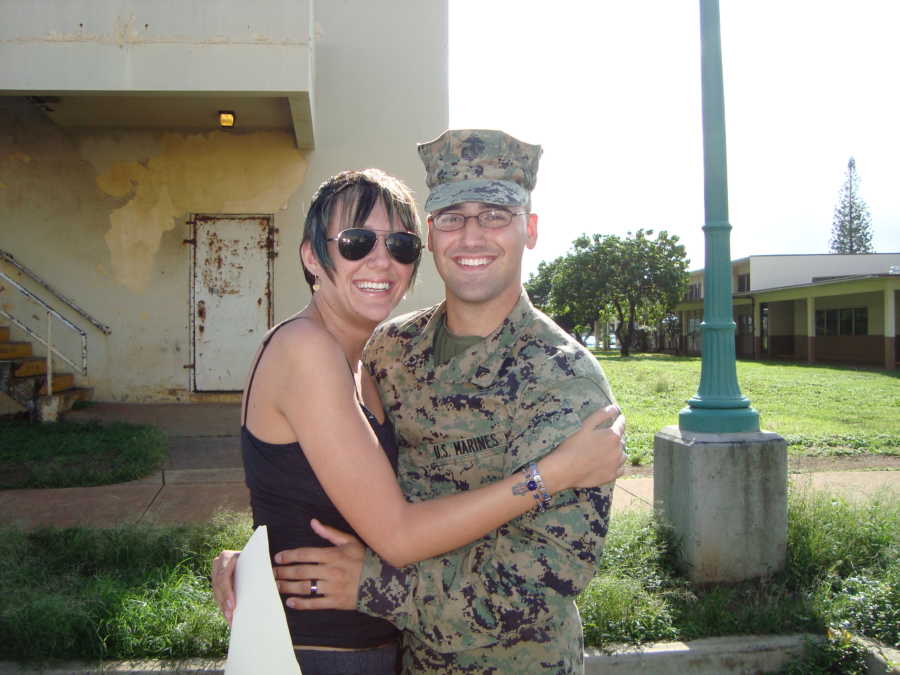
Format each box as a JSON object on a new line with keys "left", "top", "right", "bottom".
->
{"left": 358, "top": 290, "right": 616, "bottom": 674}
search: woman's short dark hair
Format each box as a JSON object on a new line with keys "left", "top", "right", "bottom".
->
{"left": 301, "top": 169, "right": 421, "bottom": 291}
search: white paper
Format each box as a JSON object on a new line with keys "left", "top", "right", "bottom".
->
{"left": 225, "top": 525, "right": 303, "bottom": 674}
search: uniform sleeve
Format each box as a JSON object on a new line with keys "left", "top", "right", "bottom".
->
{"left": 363, "top": 322, "right": 390, "bottom": 375}
{"left": 355, "top": 372, "right": 616, "bottom": 651}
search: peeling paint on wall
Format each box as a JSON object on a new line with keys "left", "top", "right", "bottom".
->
{"left": 85, "top": 131, "right": 307, "bottom": 292}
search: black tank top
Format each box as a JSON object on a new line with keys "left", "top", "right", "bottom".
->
{"left": 241, "top": 317, "right": 399, "bottom": 648}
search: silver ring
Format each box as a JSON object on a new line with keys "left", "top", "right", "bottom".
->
{"left": 309, "top": 579, "right": 319, "bottom": 596}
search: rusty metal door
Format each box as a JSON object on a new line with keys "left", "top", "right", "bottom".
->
{"left": 192, "top": 215, "right": 274, "bottom": 391}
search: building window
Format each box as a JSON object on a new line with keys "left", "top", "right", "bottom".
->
{"left": 815, "top": 307, "right": 867, "bottom": 336}
{"left": 737, "top": 314, "right": 753, "bottom": 335}
{"left": 686, "top": 283, "right": 702, "bottom": 301}
{"left": 736, "top": 273, "right": 750, "bottom": 293}
{"left": 839, "top": 309, "right": 853, "bottom": 336}
{"left": 854, "top": 308, "right": 868, "bottom": 335}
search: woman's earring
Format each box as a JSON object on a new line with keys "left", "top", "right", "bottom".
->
{"left": 312, "top": 276, "right": 320, "bottom": 292}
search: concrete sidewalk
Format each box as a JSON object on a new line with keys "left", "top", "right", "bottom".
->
{"left": 1, "top": 402, "right": 897, "bottom": 530}
{"left": 2, "top": 403, "right": 248, "bottom": 530}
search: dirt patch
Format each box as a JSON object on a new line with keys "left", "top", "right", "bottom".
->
{"left": 787, "top": 454, "right": 900, "bottom": 473}
{"left": 624, "top": 454, "right": 900, "bottom": 478}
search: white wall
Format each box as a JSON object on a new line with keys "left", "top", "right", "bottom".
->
{"left": 0, "top": 0, "right": 313, "bottom": 95}
{"left": 749, "top": 253, "right": 900, "bottom": 291}
{"left": 0, "top": 0, "right": 448, "bottom": 402}
{"left": 287, "top": 0, "right": 448, "bottom": 316}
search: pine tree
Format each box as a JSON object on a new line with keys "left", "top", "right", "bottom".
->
{"left": 829, "top": 157, "right": 874, "bottom": 254}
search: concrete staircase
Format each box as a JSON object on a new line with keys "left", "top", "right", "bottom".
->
{"left": 0, "top": 324, "right": 93, "bottom": 419}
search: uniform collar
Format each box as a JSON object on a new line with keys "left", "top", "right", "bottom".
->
{"left": 405, "top": 289, "right": 534, "bottom": 387}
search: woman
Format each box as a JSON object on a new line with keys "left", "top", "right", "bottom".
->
{"left": 214, "top": 169, "right": 625, "bottom": 674}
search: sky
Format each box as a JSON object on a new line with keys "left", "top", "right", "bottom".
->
{"left": 449, "top": 0, "right": 900, "bottom": 278}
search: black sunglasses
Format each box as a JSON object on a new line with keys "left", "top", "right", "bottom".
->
{"left": 327, "top": 228, "right": 422, "bottom": 265}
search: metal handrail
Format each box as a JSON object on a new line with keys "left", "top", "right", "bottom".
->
{"left": 0, "top": 249, "right": 111, "bottom": 335}
{"left": 0, "top": 270, "right": 87, "bottom": 378}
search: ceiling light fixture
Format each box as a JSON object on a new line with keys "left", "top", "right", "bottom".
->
{"left": 218, "top": 111, "right": 235, "bottom": 128}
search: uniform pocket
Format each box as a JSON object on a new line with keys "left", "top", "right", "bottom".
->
{"left": 416, "top": 441, "right": 507, "bottom": 495}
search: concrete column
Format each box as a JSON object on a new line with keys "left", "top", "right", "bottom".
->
{"left": 752, "top": 298, "right": 761, "bottom": 360}
{"left": 654, "top": 426, "right": 787, "bottom": 582}
{"left": 885, "top": 287, "right": 896, "bottom": 370}
{"left": 806, "top": 296, "right": 816, "bottom": 364}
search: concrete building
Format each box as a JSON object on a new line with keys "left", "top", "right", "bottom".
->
{"left": 668, "top": 253, "right": 900, "bottom": 370}
{"left": 0, "top": 0, "right": 449, "bottom": 415}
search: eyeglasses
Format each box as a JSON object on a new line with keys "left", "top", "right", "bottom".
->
{"left": 431, "top": 208, "right": 526, "bottom": 232}
{"left": 326, "top": 228, "right": 422, "bottom": 265}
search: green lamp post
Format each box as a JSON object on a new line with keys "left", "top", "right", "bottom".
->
{"left": 679, "top": 0, "right": 760, "bottom": 433}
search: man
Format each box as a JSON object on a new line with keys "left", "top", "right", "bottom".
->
{"left": 281, "top": 129, "right": 619, "bottom": 673}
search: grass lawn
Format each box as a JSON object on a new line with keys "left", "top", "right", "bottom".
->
{"left": 1, "top": 489, "right": 895, "bottom": 670}
{"left": 0, "top": 512, "right": 250, "bottom": 662}
{"left": 595, "top": 353, "right": 900, "bottom": 466}
{"left": 579, "top": 489, "right": 898, "bottom": 651}
{"left": 0, "top": 419, "right": 167, "bottom": 489}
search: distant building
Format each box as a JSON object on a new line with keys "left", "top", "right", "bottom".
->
{"left": 1, "top": 0, "right": 448, "bottom": 414}
{"left": 667, "top": 254, "right": 900, "bottom": 370}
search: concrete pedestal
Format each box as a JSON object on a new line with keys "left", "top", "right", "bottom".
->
{"left": 654, "top": 425, "right": 787, "bottom": 583}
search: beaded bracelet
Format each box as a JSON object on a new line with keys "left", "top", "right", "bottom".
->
{"left": 512, "top": 462, "right": 552, "bottom": 511}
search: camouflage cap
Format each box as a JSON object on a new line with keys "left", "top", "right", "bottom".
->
{"left": 417, "top": 129, "right": 542, "bottom": 212}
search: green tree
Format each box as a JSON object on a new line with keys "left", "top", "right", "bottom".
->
{"left": 600, "top": 229, "right": 689, "bottom": 356}
{"left": 829, "top": 157, "right": 874, "bottom": 254}
{"left": 527, "top": 229, "right": 689, "bottom": 356}
{"left": 550, "top": 240, "right": 610, "bottom": 344}
{"left": 525, "top": 257, "right": 585, "bottom": 342}
{"left": 524, "top": 258, "right": 559, "bottom": 311}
